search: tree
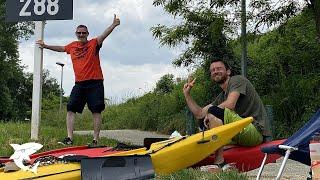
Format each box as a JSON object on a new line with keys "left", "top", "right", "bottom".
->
{"left": 154, "top": 74, "right": 175, "bottom": 94}
{"left": 249, "top": 0, "right": 320, "bottom": 41}
{"left": 0, "top": 0, "right": 33, "bottom": 120}
{"left": 152, "top": 0, "right": 320, "bottom": 71}
{"left": 151, "top": 0, "right": 235, "bottom": 69}
{"left": 243, "top": 10, "right": 320, "bottom": 137}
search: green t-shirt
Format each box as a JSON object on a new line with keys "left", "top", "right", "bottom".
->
{"left": 212, "top": 75, "right": 271, "bottom": 137}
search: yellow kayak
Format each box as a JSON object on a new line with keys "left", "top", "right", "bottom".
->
{"left": 0, "top": 117, "right": 252, "bottom": 179}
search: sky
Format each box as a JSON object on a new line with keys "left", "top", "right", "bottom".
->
{"left": 18, "top": 0, "right": 189, "bottom": 103}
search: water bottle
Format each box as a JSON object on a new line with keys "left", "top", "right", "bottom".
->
{"left": 310, "top": 132, "right": 320, "bottom": 180}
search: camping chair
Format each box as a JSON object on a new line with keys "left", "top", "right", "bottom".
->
{"left": 257, "top": 109, "right": 320, "bottom": 180}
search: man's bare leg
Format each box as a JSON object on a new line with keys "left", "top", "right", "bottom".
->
{"left": 92, "top": 113, "right": 102, "bottom": 141}
{"left": 208, "top": 116, "right": 224, "bottom": 164}
{"left": 66, "top": 111, "right": 76, "bottom": 139}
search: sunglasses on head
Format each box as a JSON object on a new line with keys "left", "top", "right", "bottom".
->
{"left": 76, "top": 31, "right": 88, "bottom": 35}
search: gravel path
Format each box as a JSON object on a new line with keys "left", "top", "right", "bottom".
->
{"left": 245, "top": 158, "right": 310, "bottom": 179}
{"left": 74, "top": 130, "right": 310, "bottom": 179}
{"left": 74, "top": 129, "right": 170, "bottom": 146}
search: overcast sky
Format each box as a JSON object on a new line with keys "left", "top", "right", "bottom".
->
{"left": 18, "top": 0, "right": 189, "bottom": 103}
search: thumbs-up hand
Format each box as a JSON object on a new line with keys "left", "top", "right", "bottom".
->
{"left": 113, "top": 14, "right": 120, "bottom": 26}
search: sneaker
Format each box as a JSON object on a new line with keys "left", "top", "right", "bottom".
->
{"left": 58, "top": 137, "right": 73, "bottom": 145}
{"left": 88, "top": 140, "right": 98, "bottom": 147}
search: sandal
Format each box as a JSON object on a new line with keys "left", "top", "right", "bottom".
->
{"left": 200, "top": 165, "right": 221, "bottom": 173}
{"left": 217, "top": 161, "right": 236, "bottom": 171}
{"left": 200, "top": 161, "right": 227, "bottom": 173}
{"left": 200, "top": 161, "right": 236, "bottom": 173}
{"left": 213, "top": 161, "right": 228, "bottom": 169}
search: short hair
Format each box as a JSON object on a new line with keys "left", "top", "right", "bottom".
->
{"left": 211, "top": 59, "right": 231, "bottom": 70}
{"left": 76, "top": 24, "right": 88, "bottom": 30}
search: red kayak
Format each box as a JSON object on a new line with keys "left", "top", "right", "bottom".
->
{"left": 0, "top": 145, "right": 121, "bottom": 164}
{"left": 193, "top": 139, "right": 285, "bottom": 172}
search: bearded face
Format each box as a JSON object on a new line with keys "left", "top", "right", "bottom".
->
{"left": 210, "top": 61, "right": 230, "bottom": 84}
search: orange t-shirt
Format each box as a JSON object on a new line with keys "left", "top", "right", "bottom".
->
{"left": 65, "top": 38, "right": 104, "bottom": 82}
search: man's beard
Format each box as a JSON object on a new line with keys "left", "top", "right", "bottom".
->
{"left": 213, "top": 74, "right": 228, "bottom": 84}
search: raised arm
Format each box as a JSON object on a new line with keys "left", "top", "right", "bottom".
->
{"left": 36, "top": 40, "right": 65, "bottom": 52}
{"left": 183, "top": 78, "right": 212, "bottom": 119}
{"left": 218, "top": 91, "right": 240, "bottom": 110}
{"left": 97, "top": 14, "right": 120, "bottom": 45}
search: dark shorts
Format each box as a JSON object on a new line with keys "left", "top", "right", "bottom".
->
{"left": 67, "top": 80, "right": 105, "bottom": 113}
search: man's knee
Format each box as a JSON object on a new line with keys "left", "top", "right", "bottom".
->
{"left": 208, "top": 117, "right": 223, "bottom": 129}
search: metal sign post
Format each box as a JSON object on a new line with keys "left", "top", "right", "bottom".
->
{"left": 6, "top": 0, "right": 73, "bottom": 140}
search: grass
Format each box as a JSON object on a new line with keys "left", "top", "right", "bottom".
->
{"left": 0, "top": 109, "right": 118, "bottom": 156}
{"left": 157, "top": 168, "right": 248, "bottom": 180}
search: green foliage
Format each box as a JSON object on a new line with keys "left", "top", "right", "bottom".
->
{"left": 249, "top": 0, "right": 320, "bottom": 40}
{"left": 157, "top": 168, "right": 248, "bottom": 180}
{"left": 0, "top": 1, "right": 60, "bottom": 119}
{"left": 0, "top": 1, "right": 60, "bottom": 121}
{"left": 151, "top": 0, "right": 234, "bottom": 68}
{"left": 0, "top": 0, "right": 35, "bottom": 120}
{"left": 233, "top": 9, "right": 320, "bottom": 138}
{"left": 155, "top": 74, "right": 175, "bottom": 94}
{"left": 249, "top": 0, "right": 302, "bottom": 30}
{"left": 188, "top": 67, "right": 219, "bottom": 106}
{"left": 8, "top": 70, "right": 62, "bottom": 120}
{"left": 103, "top": 90, "right": 186, "bottom": 134}
{"left": 0, "top": 112, "right": 118, "bottom": 156}
{"left": 102, "top": 69, "right": 223, "bottom": 135}
{"left": 103, "top": 75, "right": 189, "bottom": 133}
{"left": 42, "top": 70, "right": 61, "bottom": 97}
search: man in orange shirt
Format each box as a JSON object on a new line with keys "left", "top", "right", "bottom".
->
{"left": 37, "top": 14, "right": 120, "bottom": 147}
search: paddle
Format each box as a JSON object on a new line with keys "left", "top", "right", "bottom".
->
{"left": 197, "top": 128, "right": 210, "bottom": 144}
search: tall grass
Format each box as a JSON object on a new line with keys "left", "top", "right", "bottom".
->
{"left": 103, "top": 89, "right": 187, "bottom": 134}
{"left": 0, "top": 108, "right": 118, "bottom": 156}
{"left": 101, "top": 70, "right": 218, "bottom": 135}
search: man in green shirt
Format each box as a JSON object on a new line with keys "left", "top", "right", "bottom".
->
{"left": 183, "top": 59, "right": 271, "bottom": 167}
